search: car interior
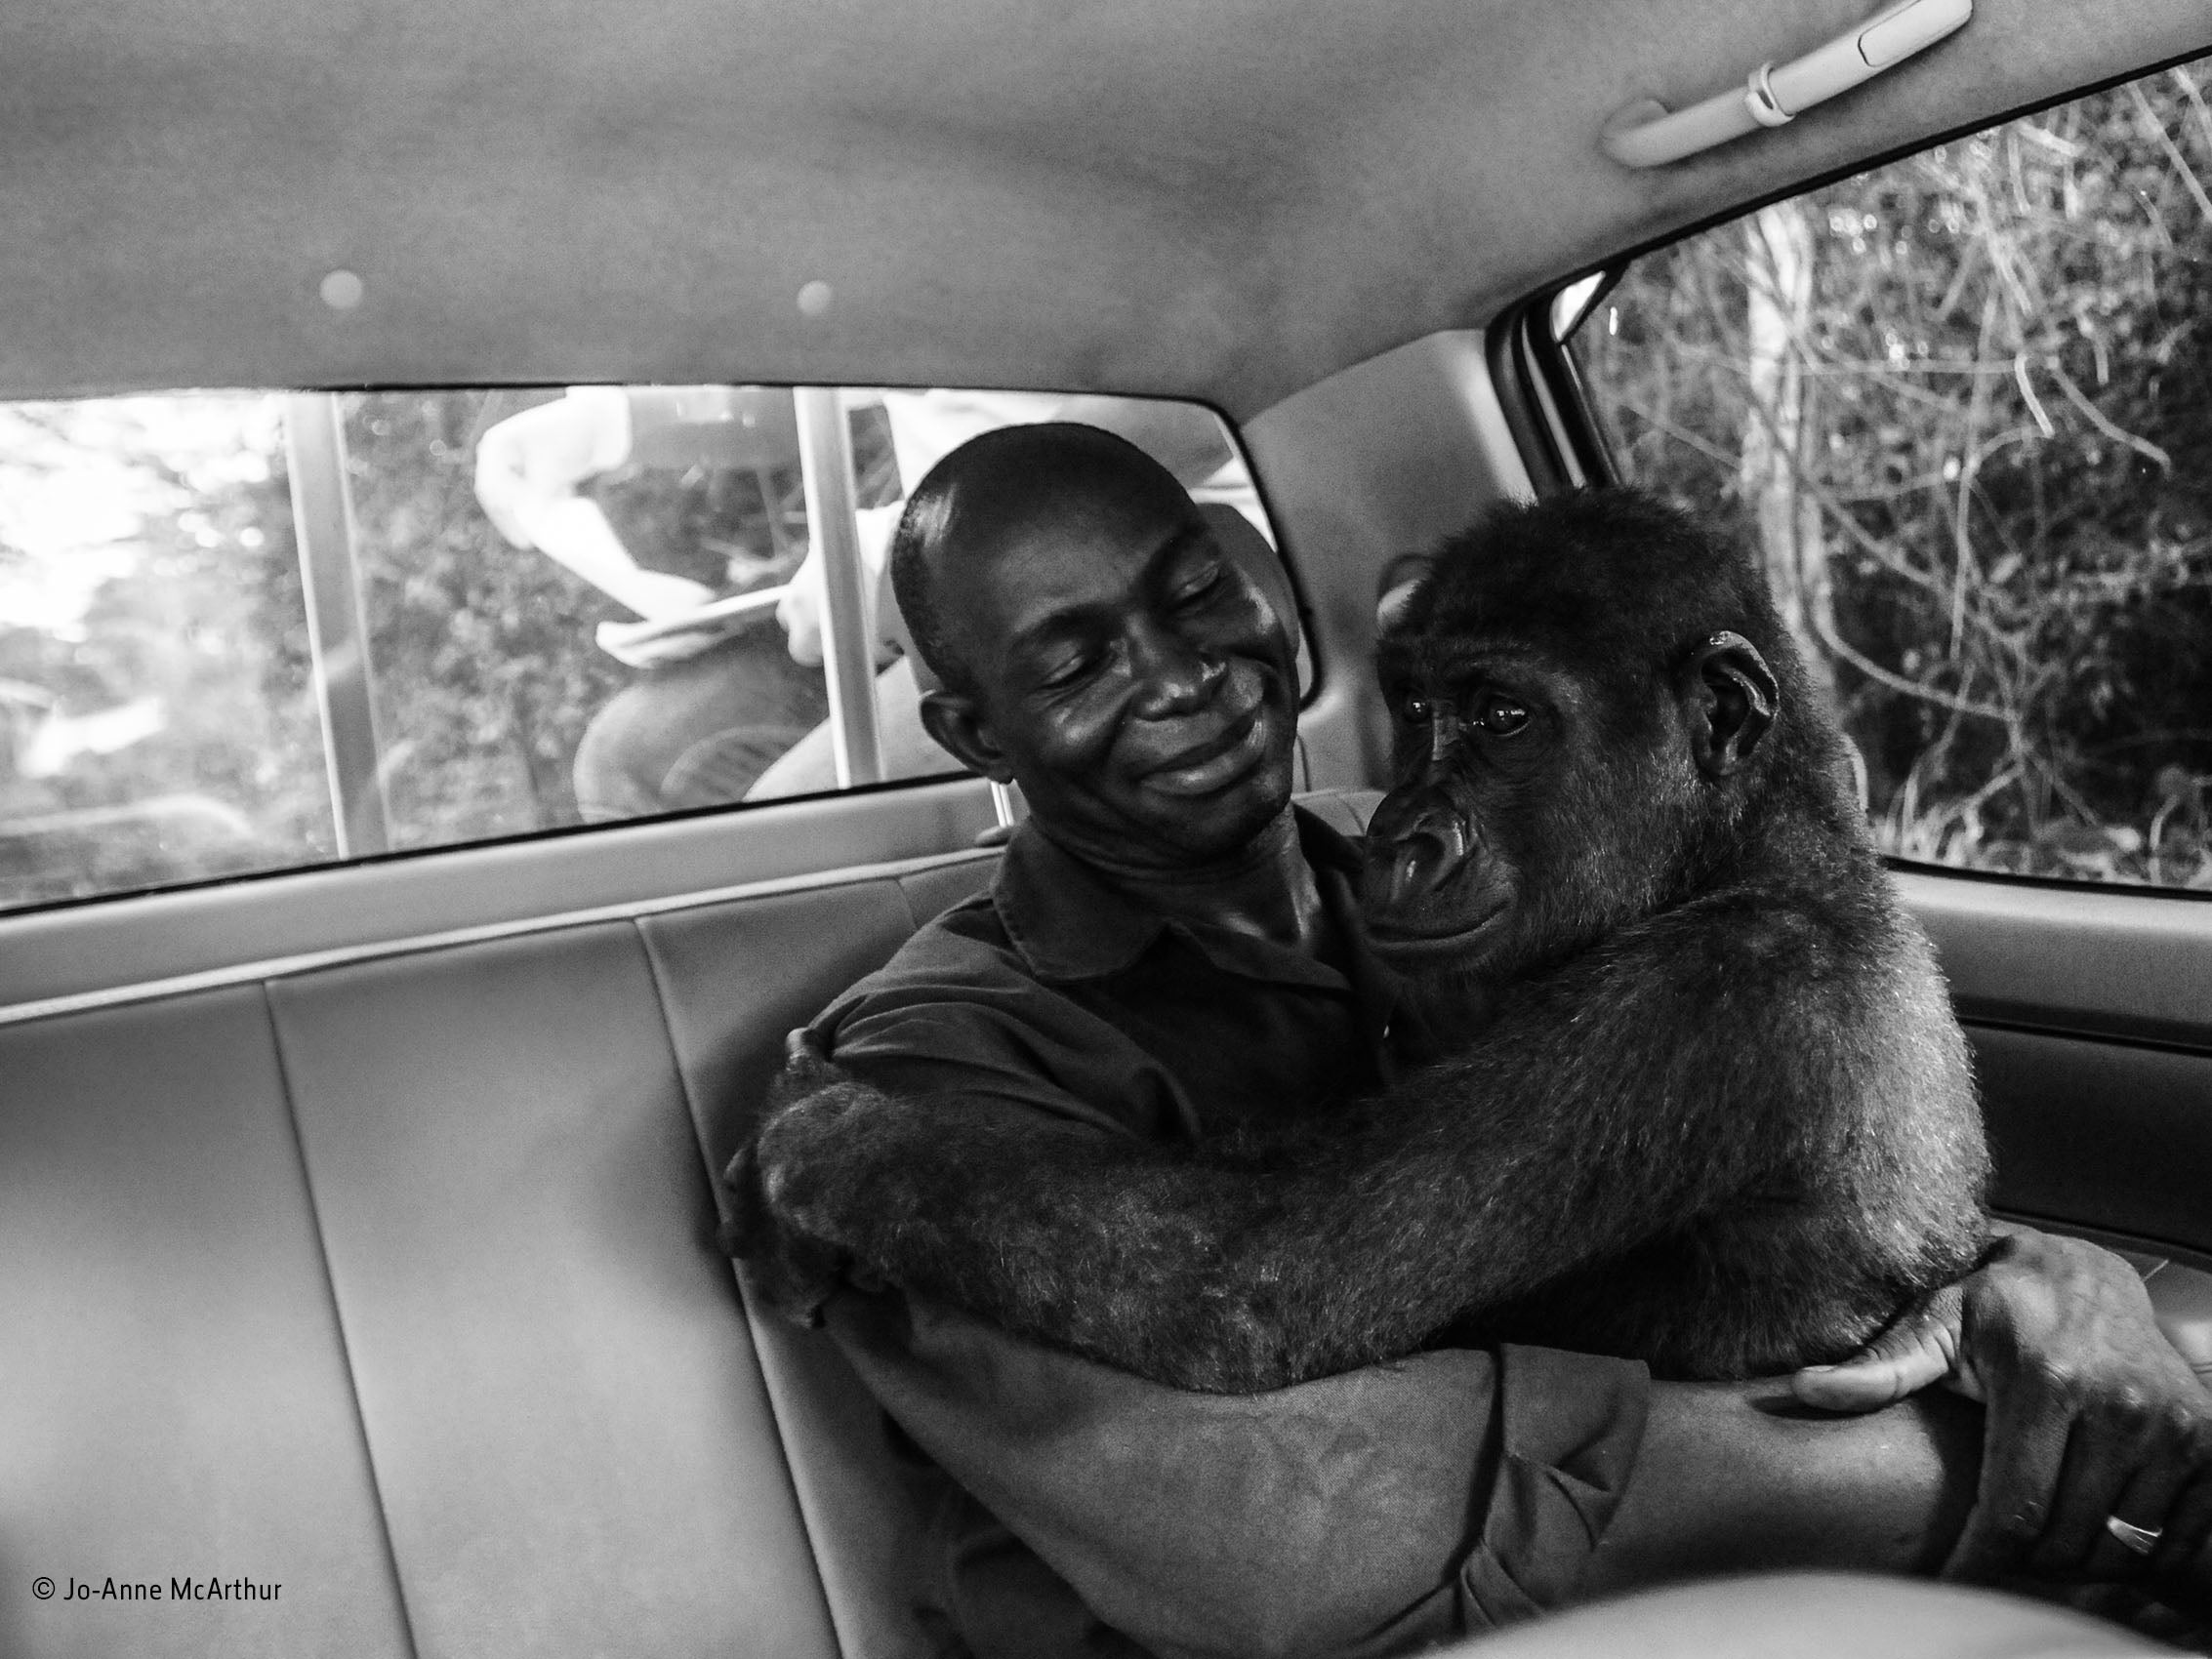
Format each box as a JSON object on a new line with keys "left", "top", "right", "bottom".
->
{"left": 4, "top": 1, "right": 2210, "bottom": 1655}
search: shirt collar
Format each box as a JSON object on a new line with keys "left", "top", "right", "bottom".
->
{"left": 992, "top": 806, "right": 1371, "bottom": 987}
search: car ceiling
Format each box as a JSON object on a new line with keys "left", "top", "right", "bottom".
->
{"left": 4, "top": 0, "right": 2205, "bottom": 417}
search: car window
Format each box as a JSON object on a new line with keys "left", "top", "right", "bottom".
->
{"left": 1564, "top": 56, "right": 2211, "bottom": 891}
{"left": 0, "top": 386, "right": 1274, "bottom": 912}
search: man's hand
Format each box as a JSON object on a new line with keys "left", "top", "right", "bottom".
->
{"left": 722, "top": 1030, "right": 875, "bottom": 1323}
{"left": 1794, "top": 1224, "right": 2212, "bottom": 1602}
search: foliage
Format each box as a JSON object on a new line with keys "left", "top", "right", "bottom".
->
{"left": 0, "top": 396, "right": 329, "bottom": 907}
{"left": 342, "top": 390, "right": 627, "bottom": 846}
{"left": 1577, "top": 63, "right": 2212, "bottom": 888}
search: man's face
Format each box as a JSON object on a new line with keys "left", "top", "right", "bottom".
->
{"left": 936, "top": 476, "right": 1300, "bottom": 871}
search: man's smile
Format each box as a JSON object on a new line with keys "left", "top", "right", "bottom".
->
{"left": 1139, "top": 703, "right": 1271, "bottom": 798}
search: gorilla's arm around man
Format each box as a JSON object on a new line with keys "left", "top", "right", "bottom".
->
{"left": 729, "top": 427, "right": 2212, "bottom": 1650}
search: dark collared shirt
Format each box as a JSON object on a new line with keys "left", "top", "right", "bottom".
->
{"left": 817, "top": 808, "right": 1405, "bottom": 1143}
{"left": 808, "top": 810, "right": 1648, "bottom": 1659}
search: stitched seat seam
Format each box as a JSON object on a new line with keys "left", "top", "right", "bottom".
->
{"left": 259, "top": 980, "right": 423, "bottom": 1659}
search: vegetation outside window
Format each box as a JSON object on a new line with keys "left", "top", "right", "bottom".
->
{"left": 1565, "top": 56, "right": 2212, "bottom": 890}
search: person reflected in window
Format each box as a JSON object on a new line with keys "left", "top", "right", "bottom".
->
{"left": 473, "top": 385, "right": 831, "bottom": 821}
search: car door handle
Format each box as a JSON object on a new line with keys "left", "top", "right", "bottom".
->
{"left": 1601, "top": 0, "right": 1973, "bottom": 169}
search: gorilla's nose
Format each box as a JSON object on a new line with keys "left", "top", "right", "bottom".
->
{"left": 1365, "top": 793, "right": 1473, "bottom": 911}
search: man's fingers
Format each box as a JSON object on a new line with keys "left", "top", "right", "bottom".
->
{"left": 2085, "top": 1464, "right": 2193, "bottom": 1584}
{"left": 1790, "top": 1333, "right": 1948, "bottom": 1411}
{"left": 1945, "top": 1384, "right": 2073, "bottom": 1582}
{"left": 2153, "top": 1468, "right": 2212, "bottom": 1584}
{"left": 1792, "top": 1289, "right": 1962, "bottom": 1413}
{"left": 2059, "top": 1421, "right": 2191, "bottom": 1577}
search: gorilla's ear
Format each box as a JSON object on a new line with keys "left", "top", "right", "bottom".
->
{"left": 1680, "top": 632, "right": 1779, "bottom": 779}
{"left": 919, "top": 691, "right": 1016, "bottom": 786}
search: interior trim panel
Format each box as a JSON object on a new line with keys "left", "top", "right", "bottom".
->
{"left": 1898, "top": 867, "right": 2212, "bottom": 1054}
{"left": 1973, "top": 1024, "right": 2212, "bottom": 1266}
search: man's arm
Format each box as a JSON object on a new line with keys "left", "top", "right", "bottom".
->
{"left": 812, "top": 1286, "right": 1978, "bottom": 1658}
{"left": 472, "top": 388, "right": 717, "bottom": 620}
{"left": 1579, "top": 1376, "right": 1981, "bottom": 1595}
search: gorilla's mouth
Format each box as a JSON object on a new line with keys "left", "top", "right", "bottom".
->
{"left": 1363, "top": 899, "right": 1510, "bottom": 960}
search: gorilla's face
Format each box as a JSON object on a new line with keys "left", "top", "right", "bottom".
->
{"left": 1363, "top": 625, "right": 1691, "bottom": 987}
{"left": 935, "top": 475, "right": 1302, "bottom": 872}
{"left": 1362, "top": 645, "right": 1551, "bottom": 973}
{"left": 1362, "top": 545, "right": 1782, "bottom": 991}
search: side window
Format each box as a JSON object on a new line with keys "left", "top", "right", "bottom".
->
{"left": 0, "top": 386, "right": 1273, "bottom": 912}
{"left": 1565, "top": 58, "right": 2211, "bottom": 890}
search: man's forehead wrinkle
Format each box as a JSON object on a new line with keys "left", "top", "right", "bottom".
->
{"left": 995, "top": 517, "right": 1208, "bottom": 653}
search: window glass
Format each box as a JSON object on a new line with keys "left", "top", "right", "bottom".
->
{"left": 1567, "top": 58, "right": 2212, "bottom": 889}
{"left": 0, "top": 386, "right": 1273, "bottom": 912}
{"left": 0, "top": 394, "right": 328, "bottom": 908}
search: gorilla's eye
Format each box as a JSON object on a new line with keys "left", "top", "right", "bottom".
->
{"left": 1401, "top": 696, "right": 1434, "bottom": 724}
{"left": 1476, "top": 695, "right": 1529, "bottom": 736}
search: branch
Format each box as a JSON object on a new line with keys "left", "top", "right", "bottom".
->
{"left": 2132, "top": 80, "right": 2212, "bottom": 228}
{"left": 1809, "top": 607, "right": 2011, "bottom": 723}
{"left": 2040, "top": 356, "right": 2173, "bottom": 473}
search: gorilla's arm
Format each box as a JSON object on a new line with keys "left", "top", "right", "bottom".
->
{"left": 750, "top": 894, "right": 1967, "bottom": 1391}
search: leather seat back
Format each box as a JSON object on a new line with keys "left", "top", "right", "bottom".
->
{"left": 0, "top": 848, "right": 993, "bottom": 1659}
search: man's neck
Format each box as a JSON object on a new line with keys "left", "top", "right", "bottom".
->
{"left": 1075, "top": 808, "right": 1330, "bottom": 956}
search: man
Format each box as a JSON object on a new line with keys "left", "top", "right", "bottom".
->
{"left": 735, "top": 424, "right": 2212, "bottom": 1657}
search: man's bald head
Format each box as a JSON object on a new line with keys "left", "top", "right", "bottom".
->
{"left": 888, "top": 421, "right": 1304, "bottom": 870}
{"left": 889, "top": 423, "right": 1195, "bottom": 698}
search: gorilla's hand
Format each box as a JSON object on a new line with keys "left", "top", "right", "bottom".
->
{"left": 723, "top": 1036, "right": 1311, "bottom": 1390}
{"left": 723, "top": 1031, "right": 890, "bottom": 1322}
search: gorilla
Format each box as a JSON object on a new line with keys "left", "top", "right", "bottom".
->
{"left": 739, "top": 488, "right": 1991, "bottom": 1386}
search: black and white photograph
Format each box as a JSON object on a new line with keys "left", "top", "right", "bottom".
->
{"left": 3, "top": 3, "right": 2212, "bottom": 1655}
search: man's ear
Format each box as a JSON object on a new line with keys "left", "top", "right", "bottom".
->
{"left": 1679, "top": 631, "right": 1779, "bottom": 779}
{"left": 919, "top": 690, "right": 1015, "bottom": 785}
{"left": 1200, "top": 504, "right": 1309, "bottom": 692}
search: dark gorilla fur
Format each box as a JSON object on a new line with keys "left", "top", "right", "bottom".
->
{"left": 735, "top": 489, "right": 1991, "bottom": 1387}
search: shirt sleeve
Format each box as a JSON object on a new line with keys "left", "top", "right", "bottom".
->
{"left": 812, "top": 965, "right": 1192, "bottom": 1141}
{"left": 826, "top": 1290, "right": 1650, "bottom": 1658}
